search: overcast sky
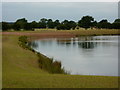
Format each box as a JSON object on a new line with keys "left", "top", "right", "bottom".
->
{"left": 2, "top": 2, "right": 118, "bottom": 22}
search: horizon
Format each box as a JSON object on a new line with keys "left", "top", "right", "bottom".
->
{"left": 1, "top": 16, "right": 119, "bottom": 23}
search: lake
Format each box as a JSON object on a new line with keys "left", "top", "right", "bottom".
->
{"left": 30, "top": 36, "right": 119, "bottom": 76}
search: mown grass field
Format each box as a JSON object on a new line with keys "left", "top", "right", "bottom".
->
{"left": 7, "top": 28, "right": 119, "bottom": 36}
{"left": 0, "top": 34, "right": 2, "bottom": 89}
{"left": 2, "top": 30, "right": 119, "bottom": 88}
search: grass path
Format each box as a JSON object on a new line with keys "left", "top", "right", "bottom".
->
{"left": 2, "top": 34, "right": 119, "bottom": 88}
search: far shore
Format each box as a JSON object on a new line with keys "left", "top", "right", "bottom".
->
{"left": 1, "top": 29, "right": 120, "bottom": 39}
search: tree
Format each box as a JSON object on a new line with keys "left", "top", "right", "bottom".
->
{"left": 112, "top": 19, "right": 120, "bottom": 29}
{"left": 56, "top": 24, "right": 66, "bottom": 30}
{"left": 78, "top": 16, "right": 94, "bottom": 29}
{"left": 61, "top": 20, "right": 70, "bottom": 30}
{"left": 97, "top": 19, "right": 111, "bottom": 29}
{"left": 30, "top": 21, "right": 39, "bottom": 29}
{"left": 112, "top": 23, "right": 120, "bottom": 29}
{"left": 13, "top": 18, "right": 28, "bottom": 30}
{"left": 2, "top": 22, "right": 13, "bottom": 31}
{"left": 2, "top": 22, "right": 9, "bottom": 31}
{"left": 47, "top": 19, "right": 55, "bottom": 28}
{"left": 54, "top": 20, "right": 60, "bottom": 28}
{"left": 13, "top": 23, "right": 21, "bottom": 30}
{"left": 56, "top": 20, "right": 77, "bottom": 30}
{"left": 91, "top": 21, "right": 97, "bottom": 28}
{"left": 114, "top": 19, "right": 120, "bottom": 23}
{"left": 24, "top": 23, "right": 33, "bottom": 30}
{"left": 2, "top": 17, "right": 120, "bottom": 31}
{"left": 69, "top": 21, "right": 77, "bottom": 30}
{"left": 39, "top": 18, "right": 47, "bottom": 28}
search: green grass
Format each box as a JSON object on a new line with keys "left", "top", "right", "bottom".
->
{"left": 0, "top": 34, "right": 2, "bottom": 89}
{"left": 7, "top": 28, "right": 119, "bottom": 36}
{"left": 2, "top": 34, "right": 119, "bottom": 88}
{"left": 18, "top": 36, "right": 65, "bottom": 74}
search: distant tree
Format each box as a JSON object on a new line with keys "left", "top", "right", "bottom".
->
{"left": 13, "top": 23, "right": 21, "bottom": 30}
{"left": 2, "top": 17, "right": 120, "bottom": 31}
{"left": 13, "top": 18, "right": 28, "bottom": 30}
{"left": 30, "top": 21, "right": 39, "bottom": 29}
{"left": 112, "top": 19, "right": 120, "bottom": 29}
{"left": 24, "top": 23, "right": 33, "bottom": 30}
{"left": 39, "top": 18, "right": 47, "bottom": 28}
{"left": 61, "top": 20, "right": 70, "bottom": 30}
{"left": 56, "top": 20, "right": 67, "bottom": 30}
{"left": 0, "top": 22, "right": 2, "bottom": 31}
{"left": 47, "top": 19, "right": 55, "bottom": 28}
{"left": 112, "top": 23, "right": 120, "bottom": 29}
{"left": 54, "top": 20, "right": 60, "bottom": 28}
{"left": 114, "top": 19, "right": 120, "bottom": 23}
{"left": 69, "top": 21, "right": 77, "bottom": 30}
{"left": 97, "top": 19, "right": 112, "bottom": 29}
{"left": 2, "top": 22, "right": 9, "bottom": 31}
{"left": 56, "top": 20, "right": 77, "bottom": 30}
{"left": 2, "top": 22, "right": 13, "bottom": 31}
{"left": 91, "top": 21, "right": 97, "bottom": 28}
{"left": 99, "top": 19, "right": 108, "bottom": 23}
{"left": 78, "top": 16, "right": 94, "bottom": 29}
{"left": 56, "top": 24, "right": 66, "bottom": 30}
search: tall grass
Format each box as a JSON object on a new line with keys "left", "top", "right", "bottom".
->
{"left": 18, "top": 36, "right": 66, "bottom": 74}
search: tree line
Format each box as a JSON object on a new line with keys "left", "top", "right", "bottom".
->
{"left": 2, "top": 15, "right": 120, "bottom": 31}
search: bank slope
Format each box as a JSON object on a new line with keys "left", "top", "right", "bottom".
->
{"left": 2, "top": 35, "right": 118, "bottom": 88}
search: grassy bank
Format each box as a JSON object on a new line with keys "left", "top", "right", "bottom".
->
{"left": 18, "top": 36, "right": 65, "bottom": 74}
{"left": 2, "top": 34, "right": 119, "bottom": 88}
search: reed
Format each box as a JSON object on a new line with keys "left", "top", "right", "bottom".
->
{"left": 18, "top": 36, "right": 66, "bottom": 74}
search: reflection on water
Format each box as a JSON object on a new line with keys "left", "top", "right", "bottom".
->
{"left": 56, "top": 37, "right": 98, "bottom": 49}
{"left": 78, "top": 42, "right": 97, "bottom": 49}
{"left": 30, "top": 36, "right": 118, "bottom": 76}
{"left": 28, "top": 41, "right": 38, "bottom": 48}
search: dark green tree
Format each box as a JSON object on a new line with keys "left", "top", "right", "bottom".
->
{"left": 30, "top": 21, "right": 39, "bottom": 29}
{"left": 91, "top": 21, "right": 97, "bottom": 28}
{"left": 2, "top": 22, "right": 9, "bottom": 31}
{"left": 54, "top": 20, "right": 60, "bottom": 28}
{"left": 2, "top": 22, "right": 13, "bottom": 31}
{"left": 69, "top": 21, "right": 77, "bottom": 30}
{"left": 61, "top": 20, "right": 70, "bottom": 30}
{"left": 112, "top": 19, "right": 120, "bottom": 29}
{"left": 39, "top": 18, "right": 47, "bottom": 28}
{"left": 97, "top": 19, "right": 111, "bottom": 29}
{"left": 56, "top": 23, "right": 66, "bottom": 30}
{"left": 114, "top": 19, "right": 120, "bottom": 23}
{"left": 47, "top": 19, "right": 55, "bottom": 28}
{"left": 78, "top": 16, "right": 94, "bottom": 29}
{"left": 56, "top": 20, "right": 77, "bottom": 30}
{"left": 13, "top": 18, "right": 28, "bottom": 30}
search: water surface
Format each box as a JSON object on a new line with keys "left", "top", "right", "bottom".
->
{"left": 30, "top": 36, "right": 118, "bottom": 76}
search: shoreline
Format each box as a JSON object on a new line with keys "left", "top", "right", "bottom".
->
{"left": 1, "top": 29, "right": 120, "bottom": 38}
{"left": 28, "top": 35, "right": 119, "bottom": 77}
{"left": 2, "top": 31, "right": 119, "bottom": 75}
{"left": 2, "top": 32, "right": 119, "bottom": 88}
{"left": 19, "top": 36, "right": 67, "bottom": 74}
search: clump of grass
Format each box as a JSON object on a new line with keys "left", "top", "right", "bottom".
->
{"left": 37, "top": 53, "right": 65, "bottom": 74}
{"left": 18, "top": 36, "right": 66, "bottom": 74}
{"left": 18, "top": 36, "right": 31, "bottom": 50}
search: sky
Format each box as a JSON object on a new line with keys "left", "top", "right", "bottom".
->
{"left": 1, "top": 2, "right": 119, "bottom": 22}
{"left": 1, "top": 0, "right": 119, "bottom": 2}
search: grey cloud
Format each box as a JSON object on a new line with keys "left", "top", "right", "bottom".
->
{"left": 2, "top": 2, "right": 118, "bottom": 22}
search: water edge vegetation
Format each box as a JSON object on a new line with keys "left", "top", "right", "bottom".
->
{"left": 2, "top": 31, "right": 119, "bottom": 88}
